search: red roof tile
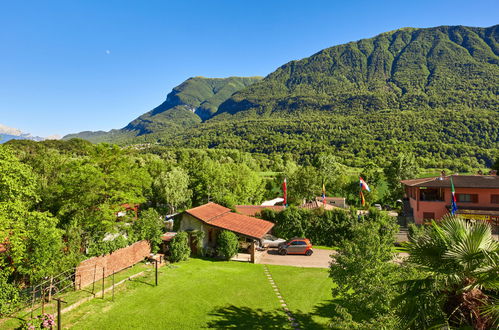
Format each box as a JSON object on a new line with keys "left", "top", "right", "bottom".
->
{"left": 401, "top": 175, "right": 499, "bottom": 188}
{"left": 186, "top": 202, "right": 231, "bottom": 221}
{"left": 209, "top": 213, "right": 274, "bottom": 239}
{"left": 185, "top": 203, "right": 274, "bottom": 239}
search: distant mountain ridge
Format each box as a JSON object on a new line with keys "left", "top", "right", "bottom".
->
{"left": 0, "top": 123, "right": 50, "bottom": 144}
{"left": 216, "top": 25, "right": 498, "bottom": 117}
{"left": 64, "top": 25, "right": 498, "bottom": 167}
{"left": 64, "top": 76, "right": 262, "bottom": 142}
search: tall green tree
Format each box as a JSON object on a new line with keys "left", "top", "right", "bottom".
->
{"left": 492, "top": 154, "right": 499, "bottom": 171}
{"left": 153, "top": 167, "right": 192, "bottom": 213}
{"left": 316, "top": 153, "right": 348, "bottom": 196}
{"left": 329, "top": 210, "right": 404, "bottom": 328}
{"left": 288, "top": 165, "right": 321, "bottom": 204}
{"left": 384, "top": 152, "right": 419, "bottom": 203}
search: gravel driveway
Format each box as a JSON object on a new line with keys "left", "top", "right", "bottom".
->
{"left": 258, "top": 248, "right": 335, "bottom": 268}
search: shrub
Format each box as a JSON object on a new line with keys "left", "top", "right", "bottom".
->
{"left": 132, "top": 208, "right": 163, "bottom": 253}
{"left": 169, "top": 231, "right": 190, "bottom": 262}
{"left": 0, "top": 273, "right": 20, "bottom": 317}
{"left": 261, "top": 207, "right": 356, "bottom": 247}
{"left": 217, "top": 231, "right": 239, "bottom": 260}
{"left": 190, "top": 230, "right": 205, "bottom": 256}
{"left": 87, "top": 235, "right": 129, "bottom": 257}
{"left": 407, "top": 223, "right": 425, "bottom": 243}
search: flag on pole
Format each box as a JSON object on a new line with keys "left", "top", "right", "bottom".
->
{"left": 359, "top": 177, "right": 371, "bottom": 192}
{"left": 283, "top": 178, "right": 287, "bottom": 207}
{"left": 450, "top": 177, "right": 458, "bottom": 215}
{"left": 360, "top": 191, "right": 365, "bottom": 206}
{"left": 322, "top": 182, "right": 326, "bottom": 206}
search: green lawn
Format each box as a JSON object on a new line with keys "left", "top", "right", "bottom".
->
{"left": 21, "top": 259, "right": 335, "bottom": 329}
{"left": 268, "top": 265, "right": 335, "bottom": 329}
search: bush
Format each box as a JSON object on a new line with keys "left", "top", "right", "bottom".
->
{"left": 169, "top": 232, "right": 190, "bottom": 262}
{"left": 87, "top": 235, "right": 129, "bottom": 257}
{"left": 407, "top": 223, "right": 425, "bottom": 243}
{"left": 260, "top": 207, "right": 356, "bottom": 247}
{"left": 217, "top": 231, "right": 239, "bottom": 260}
{"left": 0, "top": 273, "right": 20, "bottom": 317}
{"left": 132, "top": 208, "right": 163, "bottom": 253}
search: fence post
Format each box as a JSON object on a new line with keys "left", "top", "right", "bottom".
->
{"left": 73, "top": 268, "right": 77, "bottom": 291}
{"left": 30, "top": 285, "right": 36, "bottom": 318}
{"left": 41, "top": 288, "right": 45, "bottom": 314}
{"left": 53, "top": 298, "right": 66, "bottom": 330}
{"left": 155, "top": 259, "right": 158, "bottom": 286}
{"left": 48, "top": 276, "right": 54, "bottom": 302}
{"left": 92, "top": 264, "right": 97, "bottom": 296}
{"left": 102, "top": 267, "right": 105, "bottom": 299}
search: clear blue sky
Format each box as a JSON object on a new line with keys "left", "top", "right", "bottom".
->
{"left": 0, "top": 0, "right": 497, "bottom": 137}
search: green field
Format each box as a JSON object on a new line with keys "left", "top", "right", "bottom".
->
{"left": 11, "top": 259, "right": 334, "bottom": 329}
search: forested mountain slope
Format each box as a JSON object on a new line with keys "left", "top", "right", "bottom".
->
{"left": 64, "top": 76, "right": 262, "bottom": 142}
{"left": 181, "top": 25, "right": 499, "bottom": 168}
{"left": 217, "top": 25, "right": 498, "bottom": 116}
{"left": 66, "top": 25, "right": 498, "bottom": 169}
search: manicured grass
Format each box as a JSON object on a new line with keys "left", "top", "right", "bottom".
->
{"left": 2, "top": 259, "right": 337, "bottom": 329}
{"left": 313, "top": 245, "right": 338, "bottom": 250}
{"left": 0, "top": 262, "right": 152, "bottom": 330}
{"left": 19, "top": 259, "right": 335, "bottom": 329}
{"left": 61, "top": 259, "right": 284, "bottom": 329}
{"left": 268, "top": 265, "right": 336, "bottom": 329}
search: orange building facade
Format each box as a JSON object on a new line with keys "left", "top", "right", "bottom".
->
{"left": 401, "top": 175, "right": 499, "bottom": 232}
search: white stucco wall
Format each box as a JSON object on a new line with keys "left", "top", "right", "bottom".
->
{"left": 180, "top": 213, "right": 216, "bottom": 247}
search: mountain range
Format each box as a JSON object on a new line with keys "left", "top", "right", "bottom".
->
{"left": 0, "top": 124, "right": 59, "bottom": 144}
{"left": 65, "top": 25, "right": 499, "bottom": 167}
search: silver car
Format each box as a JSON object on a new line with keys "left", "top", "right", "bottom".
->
{"left": 261, "top": 234, "right": 286, "bottom": 248}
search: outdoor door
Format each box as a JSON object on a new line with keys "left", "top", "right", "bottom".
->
{"left": 189, "top": 234, "right": 197, "bottom": 255}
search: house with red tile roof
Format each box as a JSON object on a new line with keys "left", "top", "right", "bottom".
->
{"left": 401, "top": 174, "right": 499, "bottom": 234}
{"left": 180, "top": 202, "right": 274, "bottom": 252}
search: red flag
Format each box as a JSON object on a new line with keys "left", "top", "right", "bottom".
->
{"left": 283, "top": 178, "right": 287, "bottom": 206}
{"left": 360, "top": 191, "right": 365, "bottom": 206}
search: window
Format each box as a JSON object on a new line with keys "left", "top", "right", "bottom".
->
{"left": 491, "top": 195, "right": 499, "bottom": 204}
{"left": 457, "top": 194, "right": 478, "bottom": 203}
{"left": 423, "top": 212, "right": 435, "bottom": 220}
{"left": 419, "top": 188, "right": 444, "bottom": 201}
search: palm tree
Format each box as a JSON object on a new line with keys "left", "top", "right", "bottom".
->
{"left": 398, "top": 216, "right": 499, "bottom": 329}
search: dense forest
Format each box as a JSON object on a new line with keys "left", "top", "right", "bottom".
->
{"left": 0, "top": 137, "right": 443, "bottom": 311}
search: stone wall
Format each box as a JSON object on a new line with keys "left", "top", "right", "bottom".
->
{"left": 75, "top": 240, "right": 151, "bottom": 289}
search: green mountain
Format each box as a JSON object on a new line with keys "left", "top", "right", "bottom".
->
{"left": 217, "top": 25, "right": 498, "bottom": 116}
{"left": 64, "top": 76, "right": 262, "bottom": 142}
{"left": 66, "top": 25, "right": 499, "bottom": 169}
{"left": 177, "top": 25, "right": 499, "bottom": 168}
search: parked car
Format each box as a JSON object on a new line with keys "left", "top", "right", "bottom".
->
{"left": 278, "top": 238, "right": 313, "bottom": 256}
{"left": 261, "top": 234, "right": 286, "bottom": 248}
{"left": 262, "top": 234, "right": 286, "bottom": 247}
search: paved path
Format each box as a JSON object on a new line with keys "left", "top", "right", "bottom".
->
{"left": 263, "top": 265, "right": 300, "bottom": 330}
{"left": 258, "top": 249, "right": 335, "bottom": 268}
